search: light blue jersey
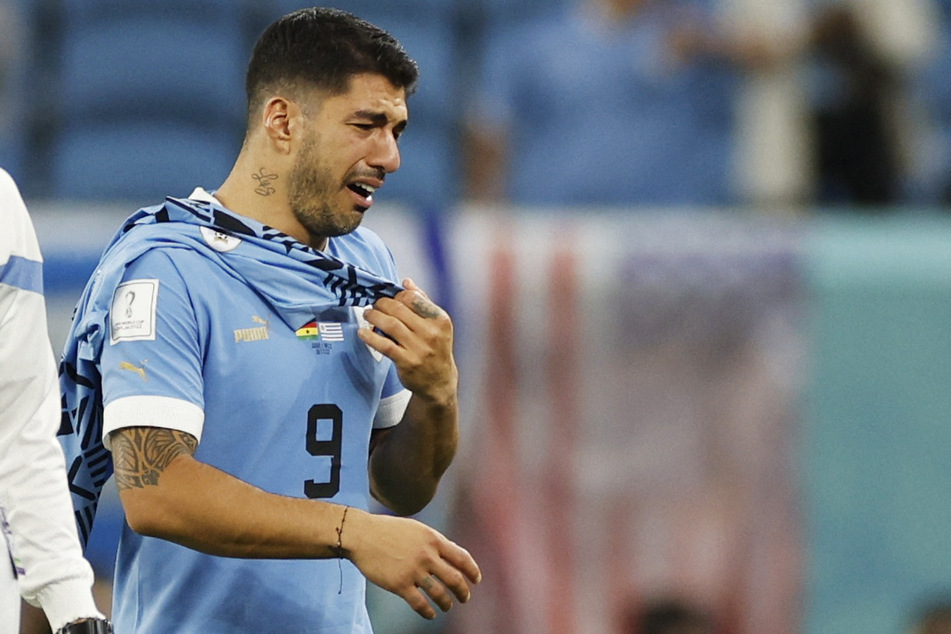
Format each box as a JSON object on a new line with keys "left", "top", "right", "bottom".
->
{"left": 60, "top": 194, "right": 409, "bottom": 633}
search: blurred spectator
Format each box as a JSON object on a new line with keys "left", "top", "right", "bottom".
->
{"left": 619, "top": 596, "right": 716, "bottom": 634}
{"left": 804, "top": 4, "right": 901, "bottom": 205}
{"left": 802, "top": 0, "right": 937, "bottom": 207}
{"left": 721, "top": 0, "right": 813, "bottom": 209}
{"left": 463, "top": 0, "right": 746, "bottom": 208}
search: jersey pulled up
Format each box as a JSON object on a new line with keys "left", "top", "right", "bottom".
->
{"left": 59, "top": 194, "right": 409, "bottom": 633}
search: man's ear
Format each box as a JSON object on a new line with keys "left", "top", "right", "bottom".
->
{"left": 261, "top": 96, "right": 298, "bottom": 154}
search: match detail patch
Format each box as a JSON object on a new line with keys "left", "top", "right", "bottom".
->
{"left": 110, "top": 279, "right": 159, "bottom": 344}
{"left": 200, "top": 226, "right": 242, "bottom": 253}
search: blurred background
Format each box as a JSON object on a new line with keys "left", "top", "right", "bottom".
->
{"left": 5, "top": 0, "right": 951, "bottom": 632}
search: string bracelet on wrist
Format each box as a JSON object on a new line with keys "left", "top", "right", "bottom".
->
{"left": 334, "top": 505, "right": 350, "bottom": 558}
{"left": 334, "top": 505, "right": 350, "bottom": 594}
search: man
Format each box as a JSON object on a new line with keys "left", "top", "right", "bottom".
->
{"left": 59, "top": 8, "right": 480, "bottom": 633}
{"left": 0, "top": 167, "right": 111, "bottom": 633}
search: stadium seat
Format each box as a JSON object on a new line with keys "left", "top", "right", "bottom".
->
{"left": 58, "top": 0, "right": 247, "bottom": 126}
{"left": 478, "top": 0, "right": 573, "bottom": 31}
{"left": 46, "top": 0, "right": 250, "bottom": 200}
{"left": 0, "top": 0, "right": 32, "bottom": 184}
{"left": 51, "top": 121, "right": 239, "bottom": 202}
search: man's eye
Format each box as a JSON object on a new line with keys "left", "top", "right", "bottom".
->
{"left": 353, "top": 123, "right": 373, "bottom": 130}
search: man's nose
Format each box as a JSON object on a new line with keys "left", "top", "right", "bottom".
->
{"left": 368, "top": 132, "right": 401, "bottom": 174}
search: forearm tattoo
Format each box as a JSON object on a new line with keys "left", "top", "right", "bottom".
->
{"left": 112, "top": 427, "right": 198, "bottom": 491}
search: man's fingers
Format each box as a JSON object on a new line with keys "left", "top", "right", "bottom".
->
{"left": 418, "top": 574, "right": 454, "bottom": 612}
{"left": 402, "top": 277, "right": 426, "bottom": 297}
{"left": 431, "top": 562, "right": 473, "bottom": 604}
{"left": 401, "top": 586, "right": 437, "bottom": 620}
{"left": 426, "top": 541, "right": 482, "bottom": 605}
{"left": 442, "top": 542, "right": 482, "bottom": 585}
{"left": 356, "top": 328, "right": 397, "bottom": 364}
{"left": 357, "top": 312, "right": 414, "bottom": 360}
{"left": 359, "top": 296, "right": 447, "bottom": 351}
{"left": 390, "top": 286, "right": 446, "bottom": 320}
{"left": 363, "top": 299, "right": 423, "bottom": 342}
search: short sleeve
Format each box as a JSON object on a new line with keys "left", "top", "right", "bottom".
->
{"left": 374, "top": 366, "right": 410, "bottom": 430}
{"left": 100, "top": 249, "right": 205, "bottom": 446}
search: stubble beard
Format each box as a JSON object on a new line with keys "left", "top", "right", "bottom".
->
{"left": 287, "top": 135, "right": 363, "bottom": 243}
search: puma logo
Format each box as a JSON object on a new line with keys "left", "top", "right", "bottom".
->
{"left": 119, "top": 361, "right": 148, "bottom": 382}
{"left": 235, "top": 315, "right": 271, "bottom": 343}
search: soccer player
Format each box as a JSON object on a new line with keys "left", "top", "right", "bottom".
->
{"left": 0, "top": 168, "right": 112, "bottom": 633}
{"left": 59, "top": 8, "right": 480, "bottom": 633}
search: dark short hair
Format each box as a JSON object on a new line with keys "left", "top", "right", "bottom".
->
{"left": 245, "top": 7, "right": 419, "bottom": 115}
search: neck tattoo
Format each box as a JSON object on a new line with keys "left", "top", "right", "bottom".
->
{"left": 252, "top": 168, "right": 278, "bottom": 196}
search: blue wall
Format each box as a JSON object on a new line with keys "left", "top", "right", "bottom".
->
{"left": 803, "top": 214, "right": 951, "bottom": 634}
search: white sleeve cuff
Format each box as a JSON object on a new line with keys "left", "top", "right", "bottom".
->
{"left": 373, "top": 389, "right": 411, "bottom": 429}
{"left": 103, "top": 395, "right": 205, "bottom": 449}
{"left": 33, "top": 576, "right": 104, "bottom": 632}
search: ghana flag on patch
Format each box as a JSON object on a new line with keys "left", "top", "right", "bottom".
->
{"left": 295, "top": 320, "right": 319, "bottom": 340}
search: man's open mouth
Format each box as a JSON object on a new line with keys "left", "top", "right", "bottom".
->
{"left": 348, "top": 183, "right": 377, "bottom": 200}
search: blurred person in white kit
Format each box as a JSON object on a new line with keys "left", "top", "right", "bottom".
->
{"left": 0, "top": 167, "right": 111, "bottom": 634}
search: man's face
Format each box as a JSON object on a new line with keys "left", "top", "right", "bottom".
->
{"left": 288, "top": 73, "right": 408, "bottom": 242}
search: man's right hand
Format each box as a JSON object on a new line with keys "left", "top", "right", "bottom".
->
{"left": 342, "top": 508, "right": 482, "bottom": 619}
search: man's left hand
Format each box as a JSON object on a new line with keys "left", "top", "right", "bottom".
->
{"left": 357, "top": 278, "right": 457, "bottom": 404}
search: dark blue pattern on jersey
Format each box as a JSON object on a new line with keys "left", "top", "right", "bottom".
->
{"left": 58, "top": 196, "right": 403, "bottom": 546}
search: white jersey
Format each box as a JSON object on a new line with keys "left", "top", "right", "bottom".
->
{"left": 0, "top": 168, "right": 103, "bottom": 631}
